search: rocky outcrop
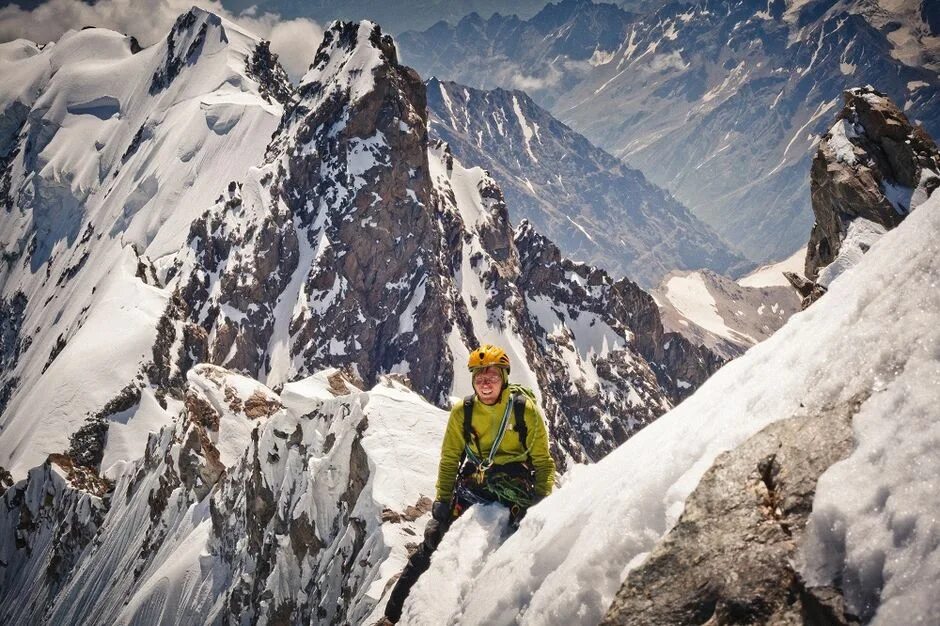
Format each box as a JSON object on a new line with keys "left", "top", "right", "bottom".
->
{"left": 0, "top": 457, "right": 110, "bottom": 621}
{"left": 601, "top": 398, "right": 864, "bottom": 626}
{"left": 806, "top": 87, "right": 940, "bottom": 280}
{"left": 246, "top": 40, "right": 295, "bottom": 107}
{"left": 150, "top": 10, "right": 210, "bottom": 94}
{"left": 0, "top": 291, "right": 28, "bottom": 416}
{"left": 792, "top": 87, "right": 940, "bottom": 308}
{"left": 515, "top": 221, "right": 722, "bottom": 413}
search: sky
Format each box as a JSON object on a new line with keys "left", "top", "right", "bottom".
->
{"left": 0, "top": 0, "right": 323, "bottom": 80}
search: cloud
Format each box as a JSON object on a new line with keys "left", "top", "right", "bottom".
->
{"left": 507, "top": 65, "right": 563, "bottom": 92}
{"left": 0, "top": 0, "right": 322, "bottom": 81}
{"left": 260, "top": 18, "right": 322, "bottom": 80}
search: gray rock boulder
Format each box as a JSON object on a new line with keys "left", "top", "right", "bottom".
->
{"left": 601, "top": 397, "right": 865, "bottom": 626}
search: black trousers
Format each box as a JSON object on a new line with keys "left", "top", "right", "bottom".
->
{"left": 383, "top": 517, "right": 450, "bottom": 623}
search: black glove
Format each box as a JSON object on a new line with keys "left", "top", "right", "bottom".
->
{"left": 431, "top": 500, "right": 451, "bottom": 522}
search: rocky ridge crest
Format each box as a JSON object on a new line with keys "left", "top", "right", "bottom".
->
{"left": 789, "top": 86, "right": 940, "bottom": 307}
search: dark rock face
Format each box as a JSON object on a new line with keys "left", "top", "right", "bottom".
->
{"left": 601, "top": 398, "right": 864, "bottom": 626}
{"left": 174, "top": 20, "right": 457, "bottom": 407}
{"left": 806, "top": 86, "right": 940, "bottom": 280}
{"left": 246, "top": 40, "right": 295, "bottom": 106}
{"left": 425, "top": 79, "right": 749, "bottom": 287}
{"left": 513, "top": 222, "right": 723, "bottom": 460}
{"left": 0, "top": 291, "right": 27, "bottom": 415}
{"left": 150, "top": 10, "right": 204, "bottom": 94}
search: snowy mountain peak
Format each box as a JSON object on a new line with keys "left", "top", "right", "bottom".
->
{"left": 150, "top": 8, "right": 229, "bottom": 94}
{"left": 299, "top": 20, "right": 400, "bottom": 106}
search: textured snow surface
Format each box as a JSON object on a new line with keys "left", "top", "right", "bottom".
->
{"left": 816, "top": 217, "right": 887, "bottom": 288}
{"left": 397, "top": 196, "right": 940, "bottom": 625}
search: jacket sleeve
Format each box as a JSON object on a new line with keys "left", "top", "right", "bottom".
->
{"left": 526, "top": 401, "right": 555, "bottom": 497}
{"left": 435, "top": 405, "right": 466, "bottom": 501}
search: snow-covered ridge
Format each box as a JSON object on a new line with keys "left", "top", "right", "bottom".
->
{"left": 0, "top": 365, "right": 448, "bottom": 624}
{"left": 0, "top": 8, "right": 288, "bottom": 477}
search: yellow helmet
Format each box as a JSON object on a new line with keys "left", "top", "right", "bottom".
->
{"left": 467, "top": 344, "right": 511, "bottom": 372}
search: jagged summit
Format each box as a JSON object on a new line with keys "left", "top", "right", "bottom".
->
{"left": 300, "top": 20, "right": 400, "bottom": 100}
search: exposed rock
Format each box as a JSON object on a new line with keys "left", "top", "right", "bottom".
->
{"left": 785, "top": 271, "right": 828, "bottom": 309}
{"left": 243, "top": 389, "right": 283, "bottom": 419}
{"left": 40, "top": 333, "right": 66, "bottom": 374}
{"left": 806, "top": 87, "right": 940, "bottom": 282}
{"left": 0, "top": 456, "right": 109, "bottom": 606}
{"left": 0, "top": 291, "right": 27, "bottom": 416}
{"left": 601, "top": 398, "right": 864, "bottom": 626}
{"left": 515, "top": 220, "right": 722, "bottom": 413}
{"left": 246, "top": 40, "right": 295, "bottom": 106}
{"left": 0, "top": 465, "right": 12, "bottom": 495}
{"left": 382, "top": 496, "right": 433, "bottom": 524}
{"left": 149, "top": 10, "right": 209, "bottom": 94}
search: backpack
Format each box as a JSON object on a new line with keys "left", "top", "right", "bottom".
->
{"left": 462, "top": 383, "right": 536, "bottom": 462}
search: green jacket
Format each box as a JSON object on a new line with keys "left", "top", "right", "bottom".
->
{"left": 435, "top": 390, "right": 555, "bottom": 501}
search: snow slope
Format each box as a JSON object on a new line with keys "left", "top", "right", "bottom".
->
{"left": 398, "top": 194, "right": 940, "bottom": 624}
{"left": 653, "top": 267, "right": 800, "bottom": 359}
{"left": 738, "top": 246, "right": 807, "bottom": 288}
{"left": 0, "top": 10, "right": 285, "bottom": 478}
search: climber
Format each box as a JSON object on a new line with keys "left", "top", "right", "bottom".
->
{"left": 381, "top": 344, "right": 556, "bottom": 624}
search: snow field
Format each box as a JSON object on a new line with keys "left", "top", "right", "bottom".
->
{"left": 663, "top": 271, "right": 752, "bottom": 343}
{"left": 0, "top": 11, "right": 284, "bottom": 480}
{"left": 738, "top": 246, "right": 806, "bottom": 287}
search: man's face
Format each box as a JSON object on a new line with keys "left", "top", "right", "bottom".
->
{"left": 472, "top": 365, "right": 504, "bottom": 405}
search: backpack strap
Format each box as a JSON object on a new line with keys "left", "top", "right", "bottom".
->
{"left": 463, "top": 394, "right": 475, "bottom": 443}
{"left": 511, "top": 392, "right": 530, "bottom": 461}
{"left": 462, "top": 395, "right": 482, "bottom": 467}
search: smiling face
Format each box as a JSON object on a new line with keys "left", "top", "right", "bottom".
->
{"left": 472, "top": 365, "right": 504, "bottom": 405}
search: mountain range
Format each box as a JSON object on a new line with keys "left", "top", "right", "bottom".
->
{"left": 425, "top": 78, "right": 749, "bottom": 287}
{"left": 398, "top": 0, "right": 940, "bottom": 262}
